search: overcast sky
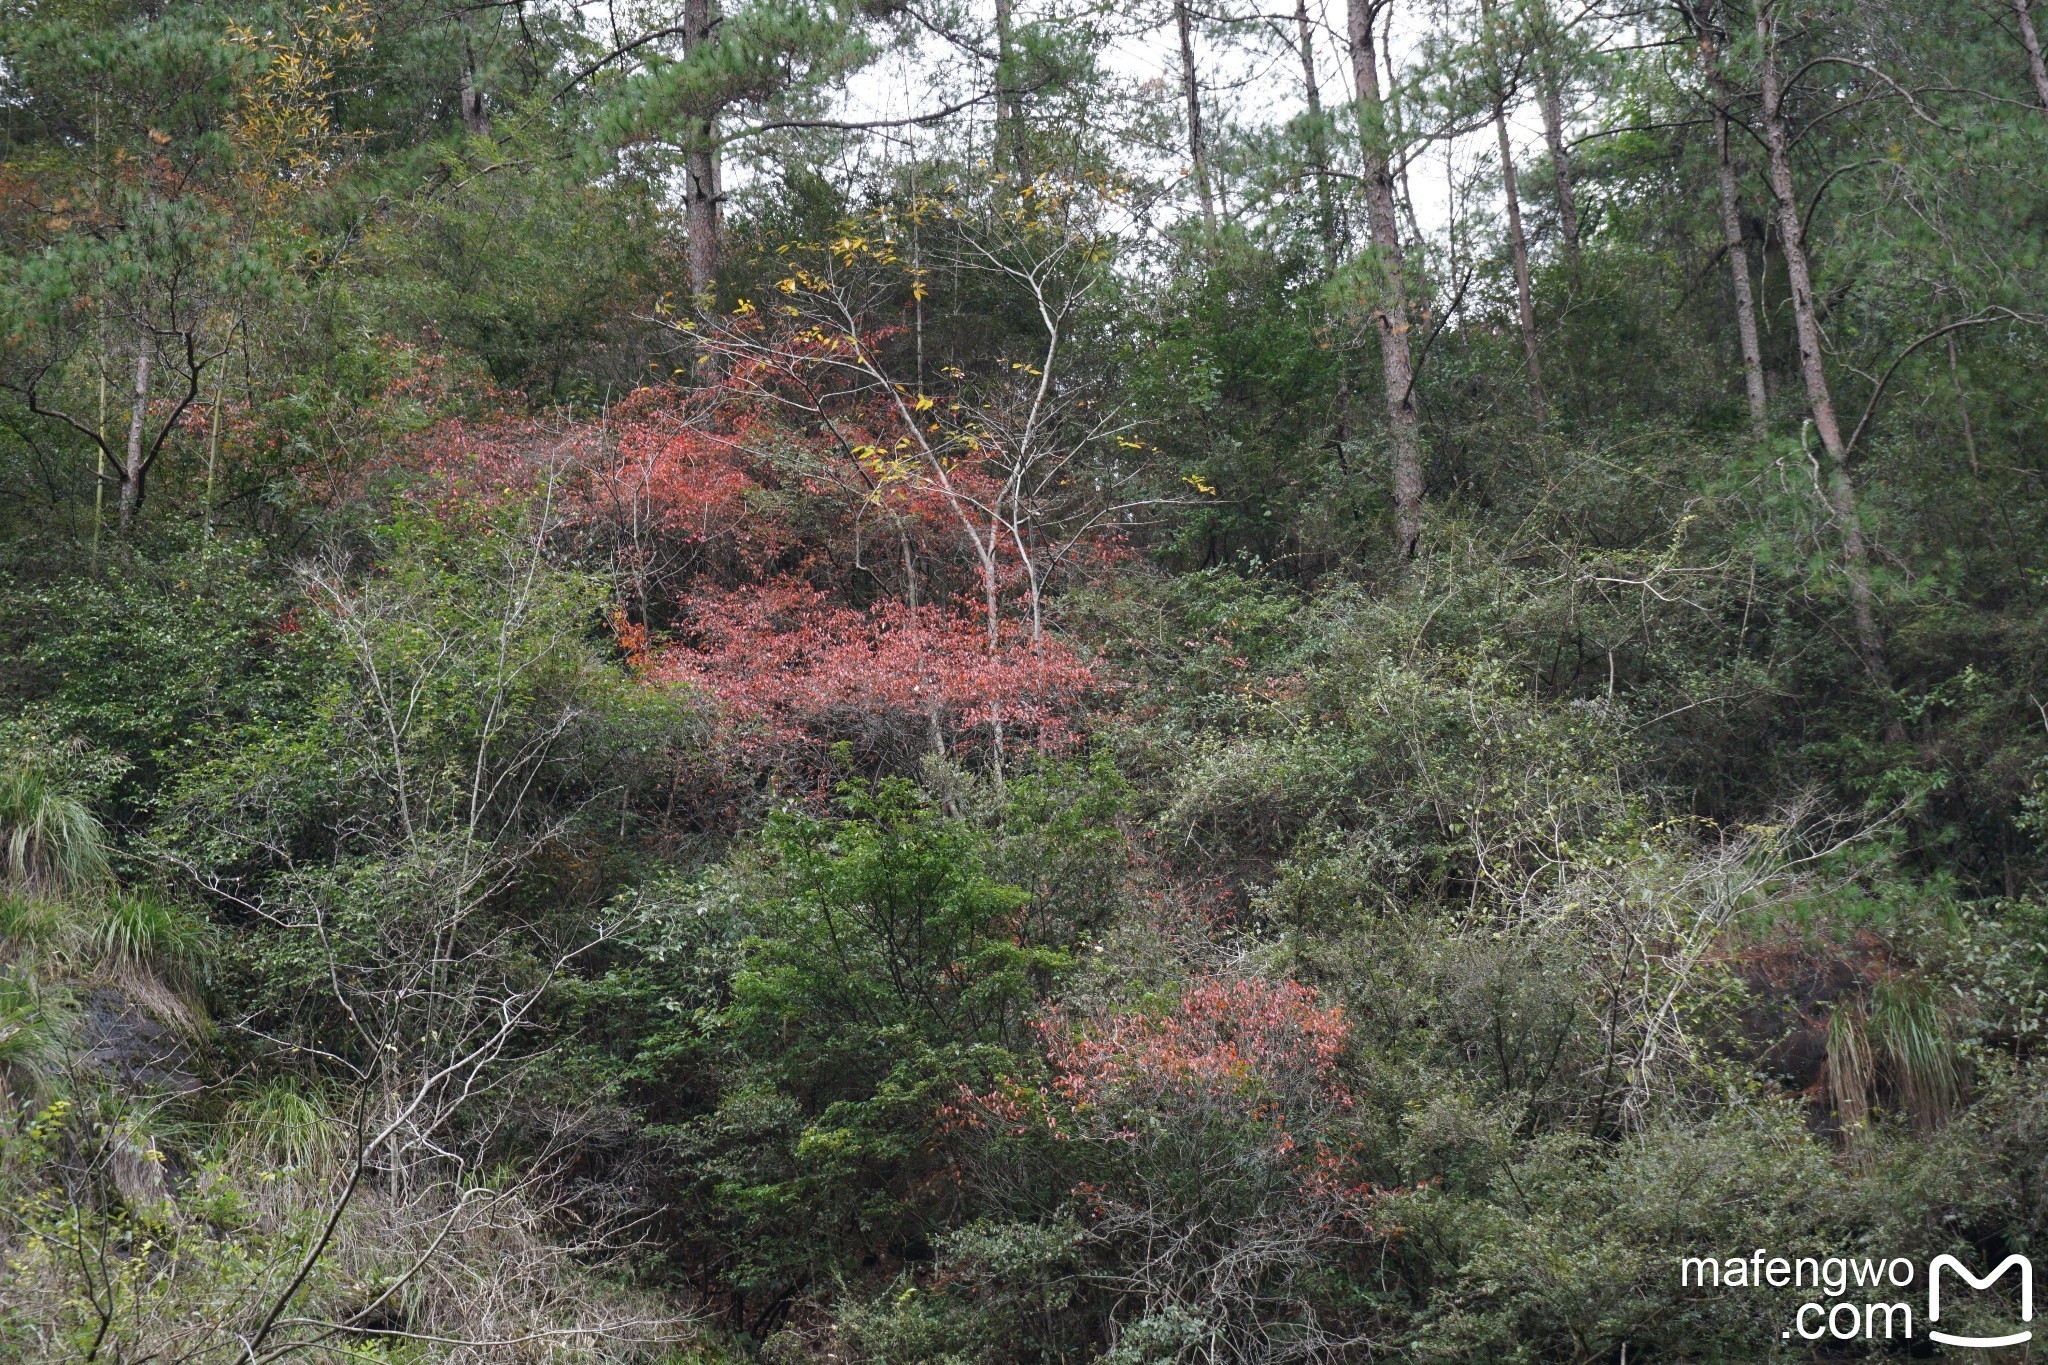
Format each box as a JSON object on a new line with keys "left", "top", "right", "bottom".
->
{"left": 807, "top": 0, "right": 1577, "bottom": 248}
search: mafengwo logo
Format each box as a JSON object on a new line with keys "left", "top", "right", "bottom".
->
{"left": 1680, "top": 1250, "right": 2032, "bottom": 1347}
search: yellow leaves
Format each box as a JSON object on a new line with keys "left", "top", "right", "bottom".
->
{"left": 852, "top": 441, "right": 922, "bottom": 501}
{"left": 772, "top": 266, "right": 840, "bottom": 298}
{"left": 912, "top": 394, "right": 935, "bottom": 412}
{"left": 225, "top": 0, "right": 372, "bottom": 202}
{"left": 1116, "top": 437, "right": 1148, "bottom": 451}
{"left": 733, "top": 298, "right": 756, "bottom": 315}
{"left": 828, "top": 233, "right": 874, "bottom": 266}
{"left": 1183, "top": 474, "right": 1217, "bottom": 495}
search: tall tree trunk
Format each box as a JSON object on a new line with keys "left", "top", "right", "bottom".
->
{"left": 1296, "top": 0, "right": 1339, "bottom": 268}
{"left": 459, "top": 31, "right": 491, "bottom": 138}
{"left": 1348, "top": 0, "right": 1425, "bottom": 559}
{"left": 1300, "top": 0, "right": 1348, "bottom": 451}
{"left": 1714, "top": 100, "right": 1768, "bottom": 436}
{"left": 2017, "top": 0, "right": 2048, "bottom": 110}
{"left": 1755, "top": 8, "right": 1899, "bottom": 728}
{"left": 119, "top": 338, "right": 151, "bottom": 533}
{"left": 459, "top": 78, "right": 490, "bottom": 137}
{"left": 94, "top": 343, "right": 107, "bottom": 554}
{"left": 1481, "top": 0, "right": 1542, "bottom": 419}
{"left": 683, "top": 0, "right": 720, "bottom": 298}
{"left": 1687, "top": 6, "right": 1768, "bottom": 436}
{"left": 1946, "top": 332, "right": 1979, "bottom": 475}
{"left": 1386, "top": 11, "right": 1425, "bottom": 252}
{"left": 1537, "top": 67, "right": 1580, "bottom": 258}
{"left": 995, "top": 0, "right": 1021, "bottom": 173}
{"left": 203, "top": 368, "right": 223, "bottom": 543}
{"left": 1492, "top": 97, "right": 1545, "bottom": 420}
{"left": 1175, "top": 0, "right": 1217, "bottom": 234}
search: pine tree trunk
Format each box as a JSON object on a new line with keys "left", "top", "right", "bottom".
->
{"left": 683, "top": 0, "right": 720, "bottom": 298}
{"left": 1755, "top": 9, "right": 1899, "bottom": 727}
{"left": 1348, "top": 0, "right": 1424, "bottom": 559}
{"left": 1492, "top": 97, "right": 1545, "bottom": 420}
{"left": 459, "top": 30, "right": 491, "bottom": 138}
{"left": 1176, "top": 0, "right": 1216, "bottom": 235}
{"left": 2017, "top": 0, "right": 2048, "bottom": 111}
{"left": 1538, "top": 69, "right": 1580, "bottom": 258}
{"left": 1480, "top": 0, "right": 1541, "bottom": 419}
{"left": 119, "top": 339, "right": 151, "bottom": 533}
{"left": 1296, "top": 0, "right": 1339, "bottom": 269}
{"left": 995, "top": 0, "right": 1021, "bottom": 173}
{"left": 1714, "top": 100, "right": 1769, "bottom": 436}
{"left": 459, "top": 78, "right": 490, "bottom": 138}
{"left": 684, "top": 141, "right": 719, "bottom": 297}
{"left": 1946, "top": 332, "right": 1979, "bottom": 474}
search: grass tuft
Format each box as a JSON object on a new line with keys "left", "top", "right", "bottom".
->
{"left": 1825, "top": 997, "right": 1873, "bottom": 1138}
{"left": 94, "top": 892, "right": 210, "bottom": 979}
{"left": 0, "top": 767, "right": 112, "bottom": 893}
{"left": 1870, "top": 976, "right": 1962, "bottom": 1128}
{"left": 229, "top": 1079, "right": 346, "bottom": 1177}
{"left": 0, "top": 969, "right": 77, "bottom": 1101}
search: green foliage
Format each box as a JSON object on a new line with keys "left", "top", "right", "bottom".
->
{"left": 1396, "top": 1110, "right": 1858, "bottom": 1361}
{"left": 0, "top": 1093, "right": 679, "bottom": 1364}
{"left": 983, "top": 751, "right": 1133, "bottom": 940}
{"left": 5, "top": 540, "right": 318, "bottom": 815}
{"left": 1151, "top": 588, "right": 1639, "bottom": 909}
{"left": 223, "top": 1077, "right": 345, "bottom": 1179}
{"left": 159, "top": 503, "right": 701, "bottom": 877}
{"left": 837, "top": 1219, "right": 1092, "bottom": 1365}
{"left": 339, "top": 113, "right": 663, "bottom": 397}
{"left": 622, "top": 780, "right": 1067, "bottom": 1314}
{"left": 730, "top": 782, "right": 1052, "bottom": 1051}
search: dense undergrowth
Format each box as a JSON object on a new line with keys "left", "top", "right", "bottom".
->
{"left": 6, "top": 0, "right": 2048, "bottom": 1358}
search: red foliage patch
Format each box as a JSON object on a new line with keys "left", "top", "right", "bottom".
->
{"left": 1044, "top": 976, "right": 1350, "bottom": 1123}
{"left": 647, "top": 577, "right": 1102, "bottom": 774}
{"left": 950, "top": 974, "right": 1383, "bottom": 1243}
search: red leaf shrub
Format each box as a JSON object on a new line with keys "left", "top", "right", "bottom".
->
{"left": 950, "top": 974, "right": 1384, "bottom": 1358}
{"left": 646, "top": 577, "right": 1102, "bottom": 776}
{"left": 1045, "top": 976, "right": 1350, "bottom": 1127}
